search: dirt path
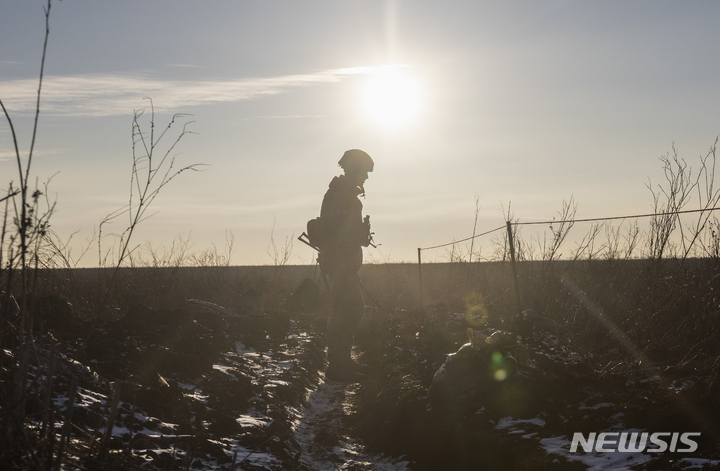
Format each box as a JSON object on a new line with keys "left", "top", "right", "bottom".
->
{"left": 294, "top": 375, "right": 411, "bottom": 471}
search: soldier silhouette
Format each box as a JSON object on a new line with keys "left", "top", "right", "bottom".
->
{"left": 318, "top": 149, "right": 374, "bottom": 382}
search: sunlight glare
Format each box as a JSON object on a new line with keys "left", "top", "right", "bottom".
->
{"left": 364, "top": 70, "right": 420, "bottom": 127}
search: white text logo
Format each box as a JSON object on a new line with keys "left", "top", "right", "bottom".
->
{"left": 570, "top": 432, "right": 700, "bottom": 453}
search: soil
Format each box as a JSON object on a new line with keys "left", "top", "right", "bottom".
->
{"left": 5, "top": 272, "right": 720, "bottom": 470}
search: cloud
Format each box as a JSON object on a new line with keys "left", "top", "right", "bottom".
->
{"left": 0, "top": 148, "right": 59, "bottom": 162}
{"left": 0, "top": 66, "right": 387, "bottom": 117}
{"left": 0, "top": 60, "right": 25, "bottom": 68}
{"left": 245, "top": 115, "right": 326, "bottom": 120}
{"left": 0, "top": 151, "right": 16, "bottom": 162}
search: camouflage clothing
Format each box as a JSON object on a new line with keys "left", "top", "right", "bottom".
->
{"left": 318, "top": 175, "right": 367, "bottom": 277}
{"left": 319, "top": 174, "right": 367, "bottom": 371}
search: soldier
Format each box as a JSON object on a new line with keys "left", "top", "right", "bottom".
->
{"left": 319, "top": 149, "right": 374, "bottom": 382}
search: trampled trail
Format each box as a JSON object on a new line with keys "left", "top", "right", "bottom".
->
{"left": 294, "top": 376, "right": 410, "bottom": 471}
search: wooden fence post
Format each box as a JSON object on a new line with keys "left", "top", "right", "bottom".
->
{"left": 506, "top": 221, "right": 523, "bottom": 323}
{"left": 417, "top": 248, "right": 424, "bottom": 310}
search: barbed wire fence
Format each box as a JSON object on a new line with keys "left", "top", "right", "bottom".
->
{"left": 416, "top": 205, "right": 720, "bottom": 314}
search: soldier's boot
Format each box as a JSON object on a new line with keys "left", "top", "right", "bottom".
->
{"left": 326, "top": 346, "right": 365, "bottom": 383}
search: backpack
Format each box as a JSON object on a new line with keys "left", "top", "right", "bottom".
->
{"left": 306, "top": 217, "right": 325, "bottom": 249}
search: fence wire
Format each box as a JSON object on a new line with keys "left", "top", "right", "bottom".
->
{"left": 418, "top": 205, "right": 720, "bottom": 253}
{"left": 419, "top": 225, "right": 505, "bottom": 251}
{"left": 414, "top": 204, "right": 720, "bottom": 310}
{"left": 514, "top": 205, "right": 720, "bottom": 226}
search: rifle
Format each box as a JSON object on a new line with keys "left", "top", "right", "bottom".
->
{"left": 296, "top": 232, "right": 386, "bottom": 314}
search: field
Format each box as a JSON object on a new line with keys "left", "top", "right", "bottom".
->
{"left": 2, "top": 259, "right": 720, "bottom": 470}
{"left": 5, "top": 2, "right": 720, "bottom": 470}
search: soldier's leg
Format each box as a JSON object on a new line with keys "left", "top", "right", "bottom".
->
{"left": 326, "top": 274, "right": 351, "bottom": 366}
{"left": 344, "top": 274, "right": 364, "bottom": 349}
{"left": 326, "top": 274, "right": 365, "bottom": 379}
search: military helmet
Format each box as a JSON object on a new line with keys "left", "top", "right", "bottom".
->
{"left": 338, "top": 149, "right": 374, "bottom": 173}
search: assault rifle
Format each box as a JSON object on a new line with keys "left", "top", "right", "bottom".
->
{"left": 297, "top": 224, "right": 385, "bottom": 314}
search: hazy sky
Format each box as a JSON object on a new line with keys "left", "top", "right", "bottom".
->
{"left": 2, "top": 1, "right": 720, "bottom": 266}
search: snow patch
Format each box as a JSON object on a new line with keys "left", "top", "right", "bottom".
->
{"left": 540, "top": 435, "right": 652, "bottom": 471}
{"left": 496, "top": 416, "right": 546, "bottom": 430}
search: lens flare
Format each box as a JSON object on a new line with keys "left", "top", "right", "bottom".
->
{"left": 465, "top": 292, "right": 488, "bottom": 327}
{"left": 492, "top": 351, "right": 509, "bottom": 381}
{"left": 491, "top": 351, "right": 504, "bottom": 364}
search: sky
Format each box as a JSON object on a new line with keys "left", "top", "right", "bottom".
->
{"left": 2, "top": 0, "right": 720, "bottom": 266}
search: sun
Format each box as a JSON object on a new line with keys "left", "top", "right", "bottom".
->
{"left": 364, "top": 70, "right": 420, "bottom": 127}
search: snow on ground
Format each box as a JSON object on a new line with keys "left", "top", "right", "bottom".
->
{"left": 294, "top": 376, "right": 411, "bottom": 471}
{"left": 12, "top": 301, "right": 720, "bottom": 470}
{"left": 678, "top": 457, "right": 720, "bottom": 469}
{"left": 540, "top": 435, "right": 653, "bottom": 471}
{"left": 495, "top": 416, "right": 547, "bottom": 431}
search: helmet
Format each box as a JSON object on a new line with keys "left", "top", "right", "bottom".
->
{"left": 338, "top": 149, "right": 374, "bottom": 173}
